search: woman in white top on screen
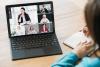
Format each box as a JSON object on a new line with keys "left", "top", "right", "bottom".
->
{"left": 40, "top": 14, "right": 50, "bottom": 33}
{"left": 17, "top": 7, "right": 31, "bottom": 35}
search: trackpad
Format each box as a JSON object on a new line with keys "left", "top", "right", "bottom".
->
{"left": 12, "top": 48, "right": 45, "bottom": 60}
{"left": 25, "top": 48, "right": 45, "bottom": 57}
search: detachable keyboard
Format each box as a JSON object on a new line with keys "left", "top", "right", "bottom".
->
{"left": 11, "top": 34, "right": 59, "bottom": 50}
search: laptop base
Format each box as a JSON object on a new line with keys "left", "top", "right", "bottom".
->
{"left": 11, "top": 34, "right": 62, "bottom": 60}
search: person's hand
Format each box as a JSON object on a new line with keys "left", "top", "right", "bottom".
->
{"left": 72, "top": 41, "right": 94, "bottom": 58}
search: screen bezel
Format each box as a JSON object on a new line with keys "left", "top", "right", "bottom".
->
{"left": 5, "top": 1, "right": 55, "bottom": 38}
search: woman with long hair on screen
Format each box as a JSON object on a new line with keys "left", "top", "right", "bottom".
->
{"left": 18, "top": 7, "right": 31, "bottom": 25}
{"left": 51, "top": 0, "right": 100, "bottom": 67}
{"left": 17, "top": 7, "right": 31, "bottom": 35}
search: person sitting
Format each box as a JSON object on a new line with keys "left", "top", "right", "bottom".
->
{"left": 51, "top": 0, "right": 100, "bottom": 67}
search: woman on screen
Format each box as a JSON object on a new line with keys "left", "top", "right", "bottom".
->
{"left": 40, "top": 5, "right": 48, "bottom": 14}
{"left": 18, "top": 7, "right": 31, "bottom": 25}
{"left": 17, "top": 7, "right": 31, "bottom": 35}
{"left": 40, "top": 14, "right": 50, "bottom": 33}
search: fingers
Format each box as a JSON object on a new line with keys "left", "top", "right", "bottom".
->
{"left": 77, "top": 40, "right": 94, "bottom": 49}
{"left": 82, "top": 41, "right": 93, "bottom": 51}
{"left": 79, "top": 40, "right": 93, "bottom": 49}
{"left": 81, "top": 40, "right": 87, "bottom": 44}
{"left": 86, "top": 42, "right": 93, "bottom": 48}
{"left": 76, "top": 41, "right": 87, "bottom": 47}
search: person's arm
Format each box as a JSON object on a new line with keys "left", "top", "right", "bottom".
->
{"left": 27, "top": 14, "right": 31, "bottom": 22}
{"left": 46, "top": 18, "right": 50, "bottom": 23}
{"left": 18, "top": 14, "right": 21, "bottom": 25}
{"left": 51, "top": 37, "right": 94, "bottom": 67}
{"left": 51, "top": 52, "right": 79, "bottom": 67}
{"left": 40, "top": 19, "right": 44, "bottom": 24}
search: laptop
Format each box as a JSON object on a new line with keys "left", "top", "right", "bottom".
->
{"left": 5, "top": 1, "right": 62, "bottom": 60}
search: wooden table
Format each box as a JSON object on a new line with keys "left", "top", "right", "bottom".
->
{"left": 0, "top": 0, "right": 87, "bottom": 67}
